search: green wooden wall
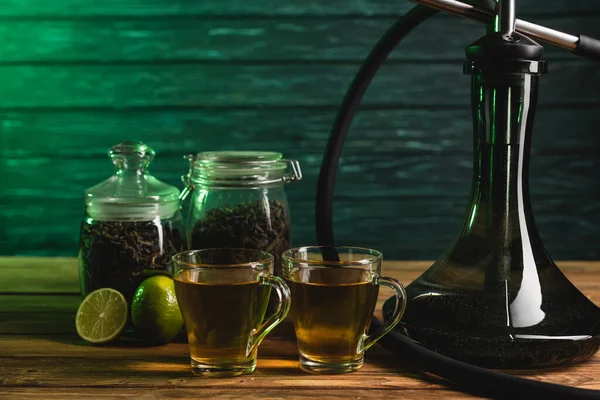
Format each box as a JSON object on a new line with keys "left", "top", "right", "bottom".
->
{"left": 1, "top": 0, "right": 599, "bottom": 260}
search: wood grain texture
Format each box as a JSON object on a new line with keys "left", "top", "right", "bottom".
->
{"left": 0, "top": 257, "right": 596, "bottom": 299}
{"left": 2, "top": 194, "right": 600, "bottom": 259}
{"left": 1, "top": 0, "right": 599, "bottom": 262}
{"left": 2, "top": 107, "right": 599, "bottom": 158}
{"left": 0, "top": 16, "right": 596, "bottom": 63}
{"left": 0, "top": 313, "right": 77, "bottom": 335}
{"left": 0, "top": 259, "right": 598, "bottom": 399}
{"left": 0, "top": 257, "right": 79, "bottom": 293}
{"left": 1, "top": 61, "right": 598, "bottom": 108}
{"left": 0, "top": 388, "right": 470, "bottom": 400}
{"left": 3, "top": 264, "right": 600, "bottom": 332}
{"left": 0, "top": 352, "right": 597, "bottom": 389}
{"left": 3, "top": 152, "right": 600, "bottom": 199}
{"left": 0, "top": 295, "right": 80, "bottom": 313}
{"left": 0, "top": 0, "right": 598, "bottom": 17}
{"left": 0, "top": 349, "right": 441, "bottom": 389}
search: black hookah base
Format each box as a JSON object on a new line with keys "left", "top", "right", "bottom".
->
{"left": 383, "top": 285, "right": 600, "bottom": 370}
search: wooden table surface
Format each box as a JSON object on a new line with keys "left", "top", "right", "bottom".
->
{"left": 1, "top": 257, "right": 599, "bottom": 399}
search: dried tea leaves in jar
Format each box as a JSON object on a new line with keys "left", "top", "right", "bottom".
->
{"left": 190, "top": 200, "right": 290, "bottom": 274}
{"left": 79, "top": 220, "right": 185, "bottom": 303}
{"left": 78, "top": 142, "right": 186, "bottom": 304}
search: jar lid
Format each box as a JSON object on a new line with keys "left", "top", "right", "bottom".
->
{"left": 84, "top": 141, "right": 181, "bottom": 221}
{"left": 187, "top": 151, "right": 302, "bottom": 187}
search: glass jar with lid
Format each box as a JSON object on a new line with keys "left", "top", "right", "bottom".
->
{"left": 78, "top": 141, "right": 186, "bottom": 303}
{"left": 182, "top": 151, "right": 302, "bottom": 277}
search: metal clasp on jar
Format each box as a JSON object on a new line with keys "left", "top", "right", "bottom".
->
{"left": 179, "top": 153, "right": 196, "bottom": 202}
{"left": 179, "top": 154, "right": 302, "bottom": 202}
{"left": 282, "top": 159, "right": 303, "bottom": 183}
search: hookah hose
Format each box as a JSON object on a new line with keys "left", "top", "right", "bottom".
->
{"left": 371, "top": 318, "right": 600, "bottom": 399}
{"left": 315, "top": 4, "right": 600, "bottom": 400}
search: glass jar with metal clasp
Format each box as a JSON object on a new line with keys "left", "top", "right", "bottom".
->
{"left": 180, "top": 151, "right": 302, "bottom": 277}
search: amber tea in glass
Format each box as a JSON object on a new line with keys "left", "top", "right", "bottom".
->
{"left": 173, "top": 249, "right": 291, "bottom": 377}
{"left": 282, "top": 246, "right": 407, "bottom": 374}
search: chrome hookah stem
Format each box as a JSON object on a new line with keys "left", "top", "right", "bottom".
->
{"left": 411, "top": 0, "right": 578, "bottom": 49}
{"left": 497, "top": 0, "right": 515, "bottom": 36}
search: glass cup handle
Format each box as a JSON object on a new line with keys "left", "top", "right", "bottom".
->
{"left": 361, "top": 276, "right": 407, "bottom": 352}
{"left": 247, "top": 275, "right": 291, "bottom": 355}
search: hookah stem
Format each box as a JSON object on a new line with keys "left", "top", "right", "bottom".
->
{"left": 484, "top": 0, "right": 514, "bottom": 303}
{"left": 315, "top": 4, "right": 600, "bottom": 399}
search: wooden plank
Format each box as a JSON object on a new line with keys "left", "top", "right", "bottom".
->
{"left": 0, "top": 260, "right": 427, "bottom": 296}
{"left": 0, "top": 198, "right": 464, "bottom": 259}
{"left": 0, "top": 336, "right": 598, "bottom": 388}
{"left": 0, "top": 16, "right": 597, "bottom": 63}
{"left": 3, "top": 277, "right": 598, "bottom": 322}
{"left": 0, "top": 291, "right": 411, "bottom": 316}
{"left": 7, "top": 154, "right": 475, "bottom": 199}
{"left": 0, "top": 333, "right": 443, "bottom": 390}
{"left": 0, "top": 354, "right": 597, "bottom": 390}
{"left": 0, "top": 341, "right": 412, "bottom": 383}
{"left": 3, "top": 153, "right": 600, "bottom": 200}
{"left": 0, "top": 388, "right": 468, "bottom": 400}
{"left": 0, "top": 258, "right": 597, "bottom": 295}
{"left": 0, "top": 295, "right": 80, "bottom": 312}
{"left": 1, "top": 63, "right": 469, "bottom": 108}
{"left": 2, "top": 194, "right": 600, "bottom": 260}
{"left": 0, "top": 259, "right": 595, "bottom": 290}
{"left": 0, "top": 260, "right": 597, "bottom": 334}
{"left": 0, "top": 0, "right": 597, "bottom": 17}
{"left": 0, "top": 61, "right": 597, "bottom": 108}
{"left": 2, "top": 107, "right": 599, "bottom": 158}
{"left": 0, "top": 312, "right": 77, "bottom": 334}
{"left": 0, "top": 257, "right": 78, "bottom": 293}
{"left": 1, "top": 108, "right": 469, "bottom": 158}
{"left": 0, "top": 257, "right": 79, "bottom": 293}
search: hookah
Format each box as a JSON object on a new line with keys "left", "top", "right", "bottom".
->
{"left": 315, "top": 0, "right": 600, "bottom": 398}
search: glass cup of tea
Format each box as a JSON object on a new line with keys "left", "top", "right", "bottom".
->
{"left": 172, "top": 248, "right": 291, "bottom": 377}
{"left": 282, "top": 246, "right": 407, "bottom": 374}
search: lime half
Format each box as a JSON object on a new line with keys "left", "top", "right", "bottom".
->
{"left": 76, "top": 288, "right": 128, "bottom": 344}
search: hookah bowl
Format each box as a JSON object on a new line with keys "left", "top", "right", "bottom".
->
{"left": 389, "top": 15, "right": 600, "bottom": 369}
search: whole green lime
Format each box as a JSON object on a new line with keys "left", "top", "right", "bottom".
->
{"left": 131, "top": 275, "right": 183, "bottom": 345}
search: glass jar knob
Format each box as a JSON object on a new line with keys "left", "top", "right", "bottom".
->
{"left": 109, "top": 141, "right": 156, "bottom": 174}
